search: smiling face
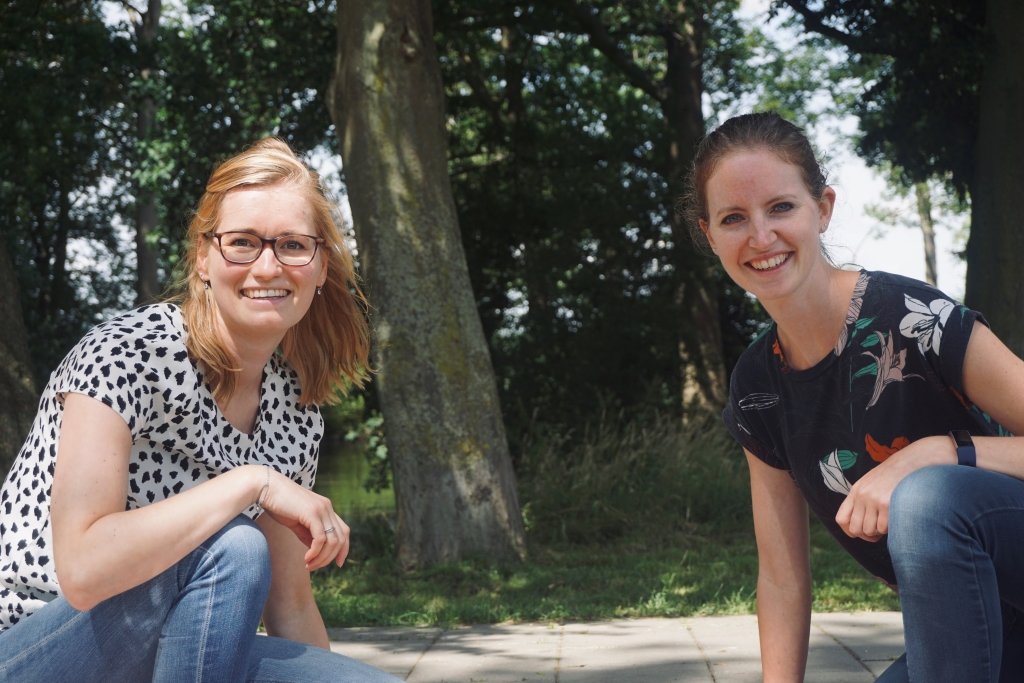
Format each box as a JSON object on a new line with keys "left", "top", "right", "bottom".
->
{"left": 700, "top": 149, "right": 836, "bottom": 305}
{"left": 196, "top": 183, "right": 327, "bottom": 348}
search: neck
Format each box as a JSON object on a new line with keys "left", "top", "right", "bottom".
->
{"left": 760, "top": 263, "right": 859, "bottom": 371}
{"left": 214, "top": 317, "right": 285, "bottom": 403}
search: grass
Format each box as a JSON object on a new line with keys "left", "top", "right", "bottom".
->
{"left": 311, "top": 414, "right": 900, "bottom": 627}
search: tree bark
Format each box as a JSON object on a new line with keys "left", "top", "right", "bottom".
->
{"left": 965, "top": 0, "right": 1024, "bottom": 355}
{"left": 913, "top": 182, "right": 937, "bottom": 287}
{"left": 662, "top": 7, "right": 728, "bottom": 413}
{"left": 328, "top": 0, "right": 527, "bottom": 569}
{"left": 0, "top": 236, "right": 38, "bottom": 475}
{"left": 573, "top": 0, "right": 727, "bottom": 412}
{"left": 130, "top": 0, "right": 162, "bottom": 305}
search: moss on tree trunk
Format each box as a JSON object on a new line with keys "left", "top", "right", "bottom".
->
{"left": 329, "top": 0, "right": 526, "bottom": 569}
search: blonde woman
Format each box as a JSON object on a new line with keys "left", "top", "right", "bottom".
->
{"left": 0, "top": 139, "right": 402, "bottom": 683}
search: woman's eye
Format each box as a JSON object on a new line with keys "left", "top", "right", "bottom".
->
{"left": 228, "top": 237, "right": 256, "bottom": 248}
{"left": 721, "top": 213, "right": 744, "bottom": 225}
{"left": 771, "top": 202, "right": 794, "bottom": 213}
{"left": 281, "top": 239, "right": 306, "bottom": 251}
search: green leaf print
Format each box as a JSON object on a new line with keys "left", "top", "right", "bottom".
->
{"left": 853, "top": 363, "right": 878, "bottom": 379}
{"left": 837, "top": 450, "right": 858, "bottom": 470}
{"left": 861, "top": 334, "right": 881, "bottom": 348}
{"left": 855, "top": 316, "right": 876, "bottom": 330}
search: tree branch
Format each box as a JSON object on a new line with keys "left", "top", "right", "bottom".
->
{"left": 777, "top": 0, "right": 887, "bottom": 56}
{"left": 571, "top": 1, "right": 665, "bottom": 104}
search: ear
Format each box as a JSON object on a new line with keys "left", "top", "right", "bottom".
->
{"left": 317, "top": 258, "right": 328, "bottom": 289}
{"left": 195, "top": 236, "right": 210, "bottom": 282}
{"left": 699, "top": 219, "right": 717, "bottom": 253}
{"left": 818, "top": 186, "right": 837, "bottom": 231}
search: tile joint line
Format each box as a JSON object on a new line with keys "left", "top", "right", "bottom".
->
{"left": 404, "top": 628, "right": 444, "bottom": 681}
{"left": 554, "top": 625, "right": 565, "bottom": 683}
{"left": 812, "top": 622, "right": 877, "bottom": 680}
{"left": 684, "top": 620, "right": 717, "bottom": 683}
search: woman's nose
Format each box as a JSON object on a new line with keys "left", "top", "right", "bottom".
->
{"left": 748, "top": 217, "right": 776, "bottom": 249}
{"left": 250, "top": 243, "right": 282, "bottom": 275}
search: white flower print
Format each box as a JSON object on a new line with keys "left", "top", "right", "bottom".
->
{"left": 859, "top": 331, "right": 923, "bottom": 409}
{"left": 820, "top": 449, "right": 853, "bottom": 495}
{"left": 834, "top": 271, "right": 871, "bottom": 355}
{"left": 899, "top": 294, "right": 955, "bottom": 356}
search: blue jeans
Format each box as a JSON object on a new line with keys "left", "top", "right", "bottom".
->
{"left": 0, "top": 516, "right": 402, "bottom": 683}
{"left": 876, "top": 466, "right": 1024, "bottom": 683}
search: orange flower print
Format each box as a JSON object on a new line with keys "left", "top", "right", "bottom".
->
{"left": 772, "top": 339, "right": 791, "bottom": 374}
{"left": 865, "top": 434, "right": 911, "bottom": 463}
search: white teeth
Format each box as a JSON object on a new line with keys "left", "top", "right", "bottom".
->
{"left": 750, "top": 254, "right": 789, "bottom": 270}
{"left": 242, "top": 289, "right": 289, "bottom": 298}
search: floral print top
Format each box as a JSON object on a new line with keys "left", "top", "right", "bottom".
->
{"left": 724, "top": 270, "right": 1006, "bottom": 585}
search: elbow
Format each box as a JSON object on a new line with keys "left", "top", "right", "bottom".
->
{"left": 55, "top": 562, "right": 103, "bottom": 612}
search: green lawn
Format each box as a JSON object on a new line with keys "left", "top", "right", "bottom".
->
{"left": 311, "top": 517, "right": 900, "bottom": 628}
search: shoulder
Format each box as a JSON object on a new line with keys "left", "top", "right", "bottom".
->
{"left": 69, "top": 304, "right": 186, "bottom": 364}
{"left": 863, "top": 270, "right": 961, "bottom": 313}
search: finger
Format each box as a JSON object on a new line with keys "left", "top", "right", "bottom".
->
{"left": 876, "top": 504, "right": 890, "bottom": 536}
{"left": 334, "top": 515, "right": 351, "bottom": 567}
{"left": 306, "top": 508, "right": 343, "bottom": 570}
{"left": 304, "top": 518, "right": 330, "bottom": 568}
{"left": 835, "top": 496, "right": 853, "bottom": 531}
{"left": 860, "top": 506, "right": 878, "bottom": 540}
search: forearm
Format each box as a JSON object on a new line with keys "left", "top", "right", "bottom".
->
{"left": 757, "top": 572, "right": 811, "bottom": 683}
{"left": 54, "top": 464, "right": 264, "bottom": 610}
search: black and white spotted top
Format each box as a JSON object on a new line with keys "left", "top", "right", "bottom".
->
{"left": 0, "top": 304, "right": 322, "bottom": 631}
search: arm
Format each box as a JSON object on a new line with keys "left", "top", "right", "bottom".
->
{"left": 838, "top": 321, "right": 1024, "bottom": 540}
{"left": 52, "top": 393, "right": 348, "bottom": 611}
{"left": 747, "top": 449, "right": 811, "bottom": 683}
{"left": 257, "top": 512, "right": 343, "bottom": 649}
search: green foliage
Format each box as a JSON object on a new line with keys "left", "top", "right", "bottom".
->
{"left": 321, "top": 392, "right": 390, "bottom": 494}
{"left": 0, "top": 1, "right": 136, "bottom": 384}
{"left": 781, "top": 0, "right": 986, "bottom": 193}
{"left": 517, "top": 412, "right": 749, "bottom": 543}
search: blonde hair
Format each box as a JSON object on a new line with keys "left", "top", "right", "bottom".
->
{"left": 169, "top": 138, "right": 370, "bottom": 407}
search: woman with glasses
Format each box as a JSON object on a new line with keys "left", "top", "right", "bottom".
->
{"left": 0, "top": 139, "right": 402, "bottom": 683}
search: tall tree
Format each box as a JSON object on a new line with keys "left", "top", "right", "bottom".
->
{"left": 329, "top": 0, "right": 527, "bottom": 568}
{"left": 778, "top": 0, "right": 1024, "bottom": 353}
{"left": 0, "top": 235, "right": 36, "bottom": 473}
{"left": 124, "top": 0, "right": 164, "bottom": 304}
{"left": 966, "top": 0, "right": 1024, "bottom": 354}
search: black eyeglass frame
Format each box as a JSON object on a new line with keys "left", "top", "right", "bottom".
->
{"left": 206, "top": 231, "right": 326, "bottom": 266}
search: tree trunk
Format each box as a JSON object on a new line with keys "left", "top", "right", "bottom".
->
{"left": 328, "top": 0, "right": 527, "bottom": 569}
{"left": 914, "top": 182, "right": 937, "bottom": 287}
{"left": 662, "top": 7, "right": 728, "bottom": 412}
{"left": 965, "top": 0, "right": 1024, "bottom": 355}
{"left": 131, "top": 0, "right": 162, "bottom": 305}
{"left": 0, "top": 236, "right": 38, "bottom": 475}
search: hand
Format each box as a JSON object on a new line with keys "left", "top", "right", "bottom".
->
{"left": 835, "top": 436, "right": 955, "bottom": 541}
{"left": 256, "top": 468, "right": 350, "bottom": 570}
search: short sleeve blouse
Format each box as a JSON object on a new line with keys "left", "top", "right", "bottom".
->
{"left": 723, "top": 271, "right": 1006, "bottom": 585}
{"left": 0, "top": 304, "right": 323, "bottom": 631}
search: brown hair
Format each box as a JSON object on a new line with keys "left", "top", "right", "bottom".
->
{"left": 169, "top": 138, "right": 370, "bottom": 407}
{"left": 681, "top": 112, "right": 828, "bottom": 251}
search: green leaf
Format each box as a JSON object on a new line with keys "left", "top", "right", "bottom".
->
{"left": 860, "top": 334, "right": 881, "bottom": 348}
{"left": 837, "top": 450, "right": 858, "bottom": 470}
{"left": 854, "top": 316, "right": 876, "bottom": 330}
{"left": 852, "top": 363, "right": 878, "bottom": 378}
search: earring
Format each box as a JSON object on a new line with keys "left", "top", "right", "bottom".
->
{"left": 203, "top": 280, "right": 210, "bottom": 290}
{"left": 820, "top": 223, "right": 828, "bottom": 233}
{"left": 317, "top": 286, "right": 322, "bottom": 296}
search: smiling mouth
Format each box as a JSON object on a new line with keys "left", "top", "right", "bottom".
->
{"left": 748, "top": 253, "right": 791, "bottom": 271}
{"left": 241, "top": 288, "right": 290, "bottom": 299}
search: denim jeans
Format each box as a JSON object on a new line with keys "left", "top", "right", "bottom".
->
{"left": 876, "top": 465, "right": 1024, "bottom": 683}
{"left": 0, "top": 516, "right": 402, "bottom": 683}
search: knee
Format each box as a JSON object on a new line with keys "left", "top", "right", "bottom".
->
{"left": 889, "top": 465, "right": 967, "bottom": 561}
{"left": 199, "top": 515, "right": 272, "bottom": 597}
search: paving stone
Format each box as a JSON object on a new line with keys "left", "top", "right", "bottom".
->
{"left": 811, "top": 612, "right": 905, "bottom": 678}
{"left": 406, "top": 623, "right": 561, "bottom": 683}
{"left": 558, "top": 618, "right": 710, "bottom": 682}
{"left": 325, "top": 612, "right": 905, "bottom": 682}
{"left": 328, "top": 626, "right": 442, "bottom": 679}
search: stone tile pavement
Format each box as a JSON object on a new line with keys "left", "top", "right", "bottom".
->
{"left": 327, "top": 612, "right": 905, "bottom": 682}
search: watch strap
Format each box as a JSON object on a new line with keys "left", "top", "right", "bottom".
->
{"left": 948, "top": 430, "right": 977, "bottom": 467}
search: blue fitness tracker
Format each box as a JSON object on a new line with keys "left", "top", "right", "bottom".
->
{"left": 949, "top": 430, "right": 977, "bottom": 467}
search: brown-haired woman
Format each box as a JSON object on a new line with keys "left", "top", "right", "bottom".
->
{"left": 0, "top": 138, "right": 403, "bottom": 683}
{"left": 690, "top": 112, "right": 1024, "bottom": 682}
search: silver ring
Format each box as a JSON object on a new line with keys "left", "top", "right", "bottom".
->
{"left": 324, "top": 526, "right": 336, "bottom": 534}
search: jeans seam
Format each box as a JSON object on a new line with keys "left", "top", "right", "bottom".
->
{"left": 0, "top": 605, "right": 90, "bottom": 672}
{"left": 193, "top": 545, "right": 216, "bottom": 683}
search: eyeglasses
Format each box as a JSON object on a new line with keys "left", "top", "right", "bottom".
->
{"left": 207, "top": 231, "right": 326, "bottom": 266}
